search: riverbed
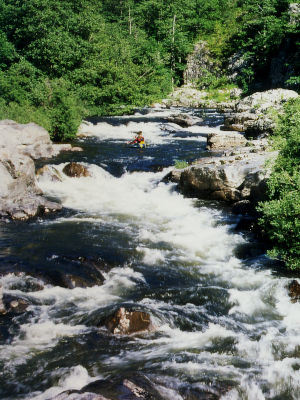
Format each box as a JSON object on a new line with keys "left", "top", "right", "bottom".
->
{"left": 0, "top": 107, "right": 299, "bottom": 400}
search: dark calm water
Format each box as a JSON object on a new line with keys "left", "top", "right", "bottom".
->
{"left": 0, "top": 108, "right": 299, "bottom": 400}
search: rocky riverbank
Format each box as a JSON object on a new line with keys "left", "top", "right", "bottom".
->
{"left": 0, "top": 120, "right": 82, "bottom": 220}
{"left": 163, "top": 86, "right": 299, "bottom": 223}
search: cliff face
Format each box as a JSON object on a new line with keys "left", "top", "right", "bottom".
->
{"left": 184, "top": 41, "right": 216, "bottom": 85}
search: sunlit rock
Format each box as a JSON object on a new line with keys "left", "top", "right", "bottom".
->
{"left": 167, "top": 113, "right": 199, "bottom": 127}
{"left": 36, "top": 165, "right": 63, "bottom": 182}
{"left": 104, "top": 307, "right": 153, "bottom": 335}
{"left": 288, "top": 280, "right": 300, "bottom": 303}
{"left": 62, "top": 162, "right": 90, "bottom": 178}
{"left": 223, "top": 89, "right": 299, "bottom": 137}
{"left": 178, "top": 151, "right": 277, "bottom": 204}
{"left": 207, "top": 132, "right": 247, "bottom": 150}
{"left": 0, "top": 120, "right": 77, "bottom": 220}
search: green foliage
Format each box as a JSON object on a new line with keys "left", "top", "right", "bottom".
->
{"left": 286, "top": 76, "right": 300, "bottom": 91}
{"left": 0, "top": 0, "right": 297, "bottom": 141}
{"left": 258, "top": 98, "right": 300, "bottom": 269}
{"left": 174, "top": 160, "right": 188, "bottom": 169}
{"left": 227, "top": 0, "right": 295, "bottom": 91}
{"left": 197, "top": 71, "right": 228, "bottom": 90}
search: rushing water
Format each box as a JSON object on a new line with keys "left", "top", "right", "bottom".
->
{"left": 0, "top": 107, "right": 300, "bottom": 400}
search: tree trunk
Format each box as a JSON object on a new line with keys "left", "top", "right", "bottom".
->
{"left": 171, "top": 14, "right": 176, "bottom": 91}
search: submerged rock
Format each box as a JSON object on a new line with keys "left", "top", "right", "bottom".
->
{"left": 0, "top": 293, "right": 30, "bottom": 315}
{"left": 62, "top": 162, "right": 90, "bottom": 178}
{"left": 104, "top": 307, "right": 153, "bottom": 335}
{"left": 44, "top": 256, "right": 107, "bottom": 289}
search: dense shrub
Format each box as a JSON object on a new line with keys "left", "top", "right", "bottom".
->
{"left": 258, "top": 98, "right": 300, "bottom": 269}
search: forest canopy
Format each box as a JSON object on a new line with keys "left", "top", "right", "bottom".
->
{"left": 0, "top": 0, "right": 298, "bottom": 140}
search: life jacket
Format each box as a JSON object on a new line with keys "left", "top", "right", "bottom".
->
{"left": 136, "top": 136, "right": 144, "bottom": 143}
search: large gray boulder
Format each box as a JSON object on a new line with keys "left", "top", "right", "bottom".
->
{"left": 167, "top": 113, "right": 199, "bottom": 127}
{"left": 177, "top": 150, "right": 277, "bottom": 203}
{"left": 207, "top": 131, "right": 248, "bottom": 150}
{"left": 223, "top": 89, "right": 299, "bottom": 136}
{"left": 0, "top": 120, "right": 77, "bottom": 220}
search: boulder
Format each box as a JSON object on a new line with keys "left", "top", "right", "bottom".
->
{"left": 178, "top": 151, "right": 277, "bottom": 203}
{"left": 0, "top": 287, "right": 6, "bottom": 315}
{"left": 165, "top": 86, "right": 237, "bottom": 110}
{"left": 0, "top": 293, "right": 30, "bottom": 315}
{"left": 236, "top": 89, "right": 298, "bottom": 113}
{"left": 207, "top": 132, "right": 247, "bottom": 150}
{"left": 161, "top": 169, "right": 182, "bottom": 184}
{"left": 50, "top": 391, "right": 110, "bottom": 400}
{"left": 232, "top": 200, "right": 256, "bottom": 215}
{"left": 0, "top": 120, "right": 78, "bottom": 220}
{"left": 167, "top": 113, "right": 197, "bottom": 127}
{"left": 288, "top": 280, "right": 300, "bottom": 303}
{"left": 0, "top": 145, "right": 62, "bottom": 220}
{"left": 63, "top": 163, "right": 90, "bottom": 178}
{"left": 0, "top": 120, "right": 55, "bottom": 160}
{"left": 36, "top": 165, "right": 63, "bottom": 182}
{"left": 44, "top": 256, "right": 107, "bottom": 289}
{"left": 79, "top": 375, "right": 164, "bottom": 400}
{"left": 222, "top": 89, "right": 299, "bottom": 137}
{"left": 104, "top": 307, "right": 153, "bottom": 335}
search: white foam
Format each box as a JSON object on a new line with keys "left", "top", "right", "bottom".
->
{"left": 0, "top": 320, "right": 87, "bottom": 370}
{"left": 221, "top": 379, "right": 265, "bottom": 400}
{"left": 229, "top": 288, "right": 270, "bottom": 316}
{"left": 28, "top": 365, "right": 99, "bottom": 400}
{"left": 78, "top": 108, "right": 220, "bottom": 146}
{"left": 137, "top": 246, "right": 167, "bottom": 265}
{"left": 38, "top": 163, "right": 241, "bottom": 269}
{"left": 105, "top": 323, "right": 237, "bottom": 367}
{"left": 28, "top": 266, "right": 144, "bottom": 310}
{"left": 18, "top": 108, "right": 300, "bottom": 398}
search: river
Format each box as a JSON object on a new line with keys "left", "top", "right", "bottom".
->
{"left": 0, "top": 107, "right": 299, "bottom": 400}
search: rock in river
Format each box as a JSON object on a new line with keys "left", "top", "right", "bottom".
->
{"left": 177, "top": 150, "right": 278, "bottom": 203}
{"left": 51, "top": 391, "right": 110, "bottom": 400}
{"left": 62, "top": 162, "right": 91, "bottom": 178}
{"left": 207, "top": 131, "right": 248, "bottom": 150}
{"left": 104, "top": 307, "right": 153, "bottom": 335}
{"left": 288, "top": 280, "right": 300, "bottom": 303}
{"left": 0, "top": 120, "right": 83, "bottom": 220}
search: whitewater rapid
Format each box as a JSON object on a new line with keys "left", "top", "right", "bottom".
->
{"left": 0, "top": 107, "right": 299, "bottom": 400}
